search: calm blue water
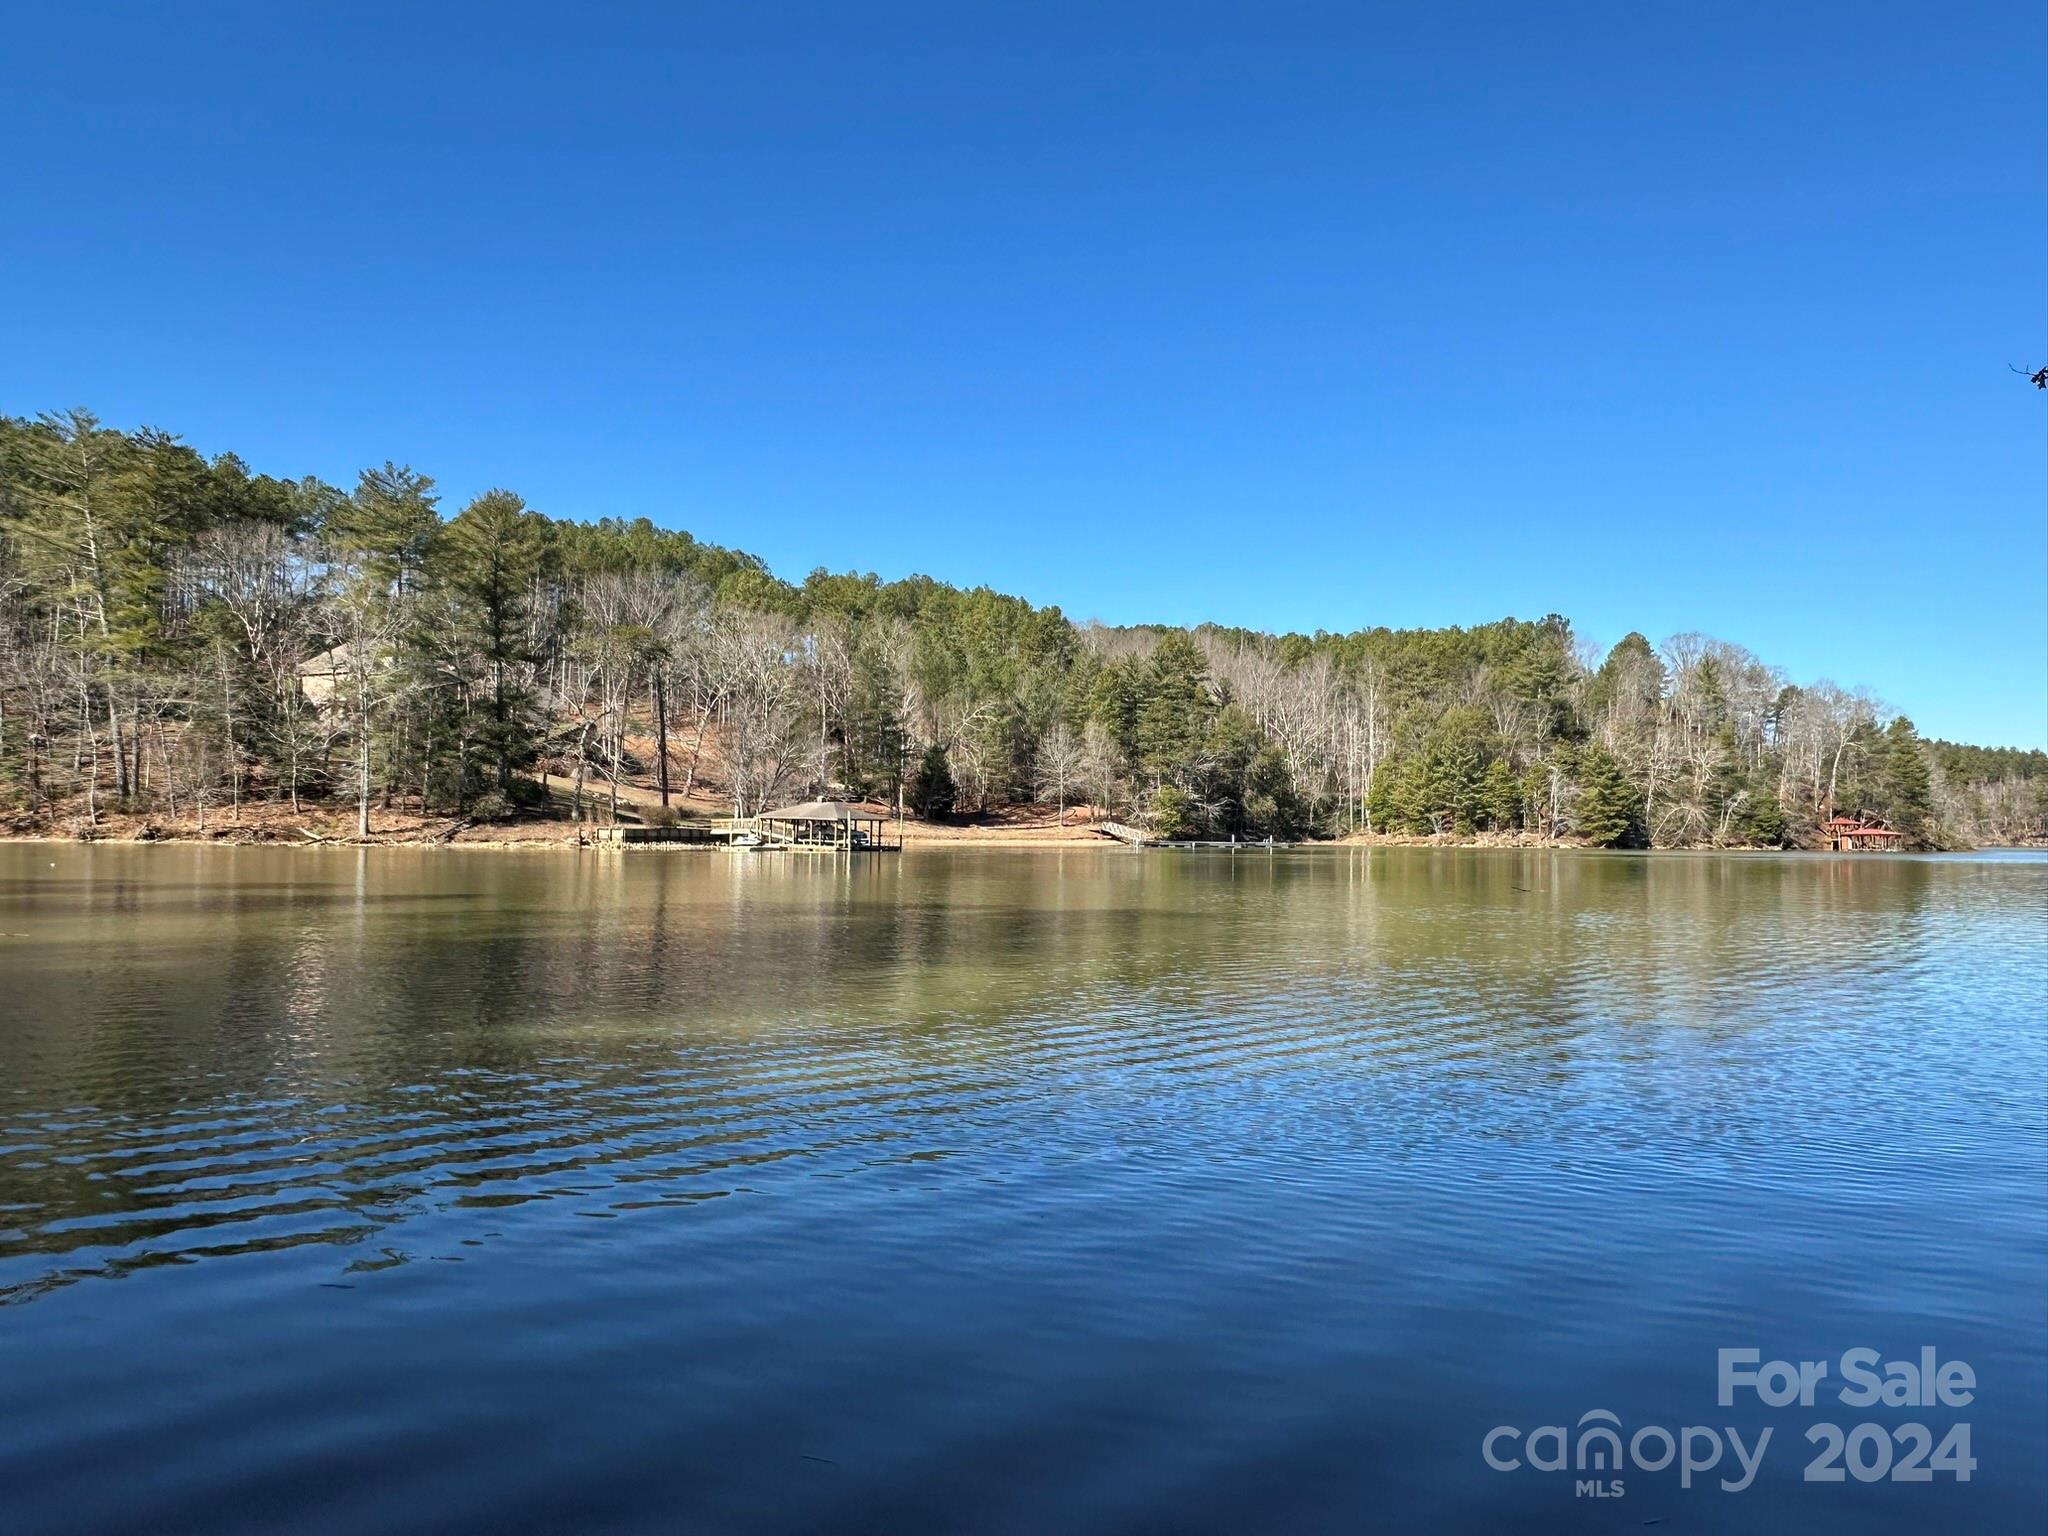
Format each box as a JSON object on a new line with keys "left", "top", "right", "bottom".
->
{"left": 1, "top": 845, "right": 2043, "bottom": 1532}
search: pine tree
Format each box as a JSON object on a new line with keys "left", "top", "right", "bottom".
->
{"left": 1365, "top": 760, "right": 1402, "bottom": 833}
{"left": 1135, "top": 631, "right": 1214, "bottom": 786}
{"left": 1737, "top": 766, "right": 1788, "bottom": 846}
{"left": 1878, "top": 716, "right": 1934, "bottom": 843}
{"left": 909, "top": 744, "right": 955, "bottom": 817}
{"left": 1419, "top": 707, "right": 1490, "bottom": 833}
{"left": 1203, "top": 706, "right": 1261, "bottom": 834}
{"left": 1366, "top": 756, "right": 1428, "bottom": 834}
{"left": 1481, "top": 758, "right": 1521, "bottom": 831}
{"left": 336, "top": 464, "right": 439, "bottom": 592}
{"left": 1244, "top": 743, "right": 1303, "bottom": 838}
{"left": 444, "top": 489, "right": 549, "bottom": 803}
{"left": 842, "top": 641, "right": 907, "bottom": 797}
{"left": 331, "top": 465, "right": 439, "bottom": 835}
{"left": 1574, "top": 745, "right": 1643, "bottom": 847}
{"left": 1084, "top": 662, "right": 1140, "bottom": 764}
{"left": 1149, "top": 782, "right": 1192, "bottom": 839}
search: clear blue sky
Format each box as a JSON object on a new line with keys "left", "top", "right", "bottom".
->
{"left": 4, "top": 2, "right": 2044, "bottom": 746}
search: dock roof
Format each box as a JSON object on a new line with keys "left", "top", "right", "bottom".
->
{"left": 756, "top": 799, "right": 889, "bottom": 822}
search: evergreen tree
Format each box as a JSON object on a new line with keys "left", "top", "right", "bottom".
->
{"left": 1365, "top": 760, "right": 1403, "bottom": 833}
{"left": 1149, "top": 782, "right": 1193, "bottom": 839}
{"left": 1203, "top": 705, "right": 1261, "bottom": 834}
{"left": 1498, "top": 616, "right": 1579, "bottom": 742}
{"left": 336, "top": 464, "right": 439, "bottom": 592}
{"left": 909, "top": 744, "right": 955, "bottom": 817}
{"left": 1243, "top": 743, "right": 1304, "bottom": 838}
{"left": 1418, "top": 708, "right": 1490, "bottom": 833}
{"left": 329, "top": 465, "right": 439, "bottom": 834}
{"left": 443, "top": 489, "right": 549, "bottom": 802}
{"left": 1135, "top": 631, "right": 1213, "bottom": 786}
{"left": 1575, "top": 745, "right": 1643, "bottom": 847}
{"left": 1366, "top": 756, "right": 1427, "bottom": 834}
{"left": 1736, "top": 767, "right": 1788, "bottom": 846}
{"left": 1878, "top": 716, "right": 1934, "bottom": 843}
{"left": 1085, "top": 662, "right": 1140, "bottom": 765}
{"left": 841, "top": 640, "right": 907, "bottom": 797}
{"left": 1481, "top": 758, "right": 1521, "bottom": 831}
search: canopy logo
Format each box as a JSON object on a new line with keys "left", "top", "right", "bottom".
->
{"left": 1482, "top": 1411, "right": 1766, "bottom": 1497}
{"left": 1482, "top": 1347, "right": 1977, "bottom": 1500}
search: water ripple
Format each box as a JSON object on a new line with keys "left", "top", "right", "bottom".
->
{"left": 1, "top": 847, "right": 2043, "bottom": 1532}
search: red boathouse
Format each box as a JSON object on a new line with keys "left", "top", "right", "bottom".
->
{"left": 1825, "top": 816, "right": 1906, "bottom": 852}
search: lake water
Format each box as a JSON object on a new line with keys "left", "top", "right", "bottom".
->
{"left": 1, "top": 845, "right": 2042, "bottom": 1532}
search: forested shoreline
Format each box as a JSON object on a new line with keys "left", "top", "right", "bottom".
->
{"left": 2, "top": 409, "right": 2042, "bottom": 850}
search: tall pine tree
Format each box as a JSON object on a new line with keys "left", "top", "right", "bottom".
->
{"left": 444, "top": 490, "right": 549, "bottom": 804}
{"left": 1878, "top": 716, "right": 1934, "bottom": 844}
{"left": 1575, "top": 745, "right": 1643, "bottom": 847}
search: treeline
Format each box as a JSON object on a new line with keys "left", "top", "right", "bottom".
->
{"left": 1, "top": 409, "right": 2042, "bottom": 847}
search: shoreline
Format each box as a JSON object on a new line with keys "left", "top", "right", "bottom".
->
{"left": 2, "top": 824, "right": 2007, "bottom": 854}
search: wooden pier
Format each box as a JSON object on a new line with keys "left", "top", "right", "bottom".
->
{"left": 1150, "top": 835, "right": 1291, "bottom": 851}
{"left": 1094, "top": 821, "right": 1290, "bottom": 851}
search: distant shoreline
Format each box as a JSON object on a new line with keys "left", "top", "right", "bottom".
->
{"left": 6, "top": 820, "right": 2009, "bottom": 854}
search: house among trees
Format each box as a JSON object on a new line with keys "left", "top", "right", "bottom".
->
{"left": 1824, "top": 816, "right": 1905, "bottom": 851}
{"left": 297, "top": 641, "right": 368, "bottom": 712}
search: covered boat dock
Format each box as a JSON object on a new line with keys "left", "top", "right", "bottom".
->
{"left": 751, "top": 800, "right": 901, "bottom": 852}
